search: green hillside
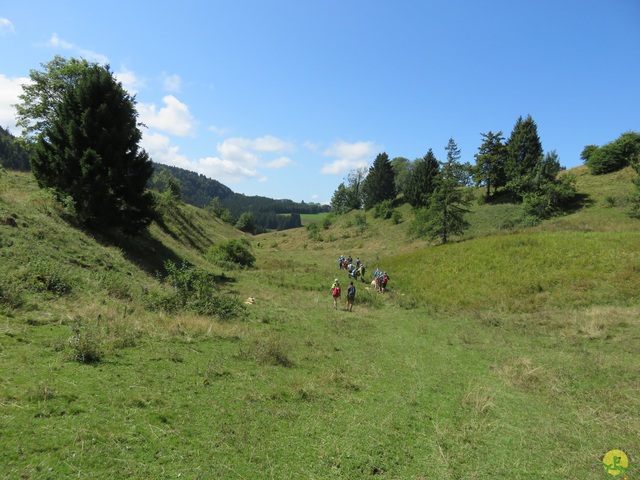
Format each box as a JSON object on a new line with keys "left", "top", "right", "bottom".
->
{"left": 0, "top": 166, "right": 638, "bottom": 479}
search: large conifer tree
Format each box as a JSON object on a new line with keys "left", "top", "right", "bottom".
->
{"left": 362, "top": 152, "right": 396, "bottom": 210}
{"left": 473, "top": 130, "right": 507, "bottom": 197}
{"left": 404, "top": 149, "right": 440, "bottom": 208}
{"left": 32, "top": 63, "right": 154, "bottom": 234}
{"left": 505, "top": 115, "right": 543, "bottom": 197}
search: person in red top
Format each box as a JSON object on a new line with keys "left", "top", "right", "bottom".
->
{"left": 331, "top": 278, "right": 341, "bottom": 309}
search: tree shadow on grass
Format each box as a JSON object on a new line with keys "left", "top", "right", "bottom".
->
{"left": 91, "top": 220, "right": 235, "bottom": 285}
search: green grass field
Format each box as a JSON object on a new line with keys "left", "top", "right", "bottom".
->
{"left": 1, "top": 167, "right": 638, "bottom": 479}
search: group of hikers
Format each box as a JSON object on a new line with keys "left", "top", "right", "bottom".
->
{"left": 332, "top": 255, "right": 390, "bottom": 311}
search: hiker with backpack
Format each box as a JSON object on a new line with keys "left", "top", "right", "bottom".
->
{"left": 381, "top": 272, "right": 389, "bottom": 293}
{"left": 331, "top": 278, "right": 341, "bottom": 310}
{"left": 346, "top": 281, "right": 356, "bottom": 311}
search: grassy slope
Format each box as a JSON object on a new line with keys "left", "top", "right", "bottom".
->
{"left": 0, "top": 167, "right": 638, "bottom": 479}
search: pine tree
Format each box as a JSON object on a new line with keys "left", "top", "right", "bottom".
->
{"left": 410, "top": 142, "right": 471, "bottom": 244}
{"left": 473, "top": 131, "right": 507, "bottom": 197}
{"left": 362, "top": 152, "right": 396, "bottom": 210}
{"left": 505, "top": 115, "right": 543, "bottom": 197}
{"left": 32, "top": 63, "right": 154, "bottom": 234}
{"left": 404, "top": 149, "right": 439, "bottom": 208}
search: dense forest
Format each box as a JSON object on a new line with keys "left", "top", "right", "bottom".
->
{"left": 0, "top": 126, "right": 30, "bottom": 171}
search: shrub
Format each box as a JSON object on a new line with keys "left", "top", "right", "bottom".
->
{"left": 208, "top": 239, "right": 256, "bottom": 269}
{"left": 66, "top": 321, "right": 104, "bottom": 363}
{"left": 391, "top": 209, "right": 403, "bottom": 225}
{"left": 586, "top": 131, "right": 640, "bottom": 175}
{"left": 154, "top": 260, "right": 245, "bottom": 319}
{"left": 24, "top": 260, "right": 73, "bottom": 296}
{"left": 372, "top": 200, "right": 394, "bottom": 219}
{"left": 522, "top": 174, "right": 576, "bottom": 220}
{"left": 306, "top": 222, "right": 322, "bottom": 241}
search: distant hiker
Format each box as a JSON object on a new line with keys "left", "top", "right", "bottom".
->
{"left": 331, "top": 278, "right": 341, "bottom": 309}
{"left": 373, "top": 267, "right": 382, "bottom": 291}
{"left": 338, "top": 255, "right": 345, "bottom": 269}
{"left": 381, "top": 272, "right": 389, "bottom": 293}
{"left": 359, "top": 264, "right": 366, "bottom": 282}
{"left": 346, "top": 281, "right": 356, "bottom": 311}
{"left": 355, "top": 258, "right": 360, "bottom": 269}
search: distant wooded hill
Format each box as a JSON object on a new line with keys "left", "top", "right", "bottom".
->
{"left": 0, "top": 127, "right": 328, "bottom": 231}
{"left": 149, "top": 164, "right": 330, "bottom": 231}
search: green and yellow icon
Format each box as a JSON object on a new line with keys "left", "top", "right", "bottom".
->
{"left": 602, "top": 450, "right": 629, "bottom": 477}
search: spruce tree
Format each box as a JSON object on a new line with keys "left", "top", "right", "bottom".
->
{"left": 362, "top": 152, "right": 396, "bottom": 210}
{"left": 505, "top": 115, "right": 543, "bottom": 197}
{"left": 404, "top": 149, "right": 439, "bottom": 208}
{"left": 473, "top": 131, "right": 507, "bottom": 197}
{"left": 32, "top": 64, "right": 154, "bottom": 234}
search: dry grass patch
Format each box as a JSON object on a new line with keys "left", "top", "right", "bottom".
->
{"left": 155, "top": 313, "right": 247, "bottom": 341}
{"left": 494, "top": 356, "right": 563, "bottom": 394}
{"left": 561, "top": 305, "right": 639, "bottom": 340}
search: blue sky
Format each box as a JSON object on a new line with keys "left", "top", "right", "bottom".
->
{"left": 1, "top": 1, "right": 639, "bottom": 204}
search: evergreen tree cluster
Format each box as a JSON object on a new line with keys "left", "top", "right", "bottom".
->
{"left": 330, "top": 114, "right": 580, "bottom": 243}
{"left": 0, "top": 127, "right": 30, "bottom": 171}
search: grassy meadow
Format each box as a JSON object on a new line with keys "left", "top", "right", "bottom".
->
{"left": 0, "top": 167, "right": 639, "bottom": 479}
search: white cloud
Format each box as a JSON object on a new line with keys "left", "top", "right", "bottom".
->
{"left": 46, "top": 33, "right": 109, "bottom": 64}
{"left": 209, "top": 124, "right": 231, "bottom": 136}
{"left": 142, "top": 132, "right": 258, "bottom": 184}
{"left": 0, "top": 18, "right": 15, "bottom": 35}
{"left": 224, "top": 135, "right": 295, "bottom": 153}
{"left": 198, "top": 156, "right": 258, "bottom": 183}
{"left": 162, "top": 73, "right": 182, "bottom": 92}
{"left": 138, "top": 95, "right": 195, "bottom": 137}
{"left": 115, "top": 67, "right": 145, "bottom": 95}
{"left": 217, "top": 138, "right": 260, "bottom": 167}
{"left": 320, "top": 140, "right": 379, "bottom": 174}
{"left": 143, "top": 132, "right": 298, "bottom": 186}
{"left": 0, "top": 74, "right": 29, "bottom": 133}
{"left": 264, "top": 156, "right": 292, "bottom": 169}
{"left": 141, "top": 132, "right": 192, "bottom": 170}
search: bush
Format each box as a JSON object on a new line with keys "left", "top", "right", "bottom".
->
{"left": 208, "top": 239, "right": 256, "bottom": 269}
{"left": 306, "top": 222, "right": 322, "bottom": 241}
{"left": 522, "top": 174, "right": 577, "bottom": 220}
{"left": 24, "top": 260, "right": 73, "bottom": 296}
{"left": 153, "top": 260, "right": 245, "bottom": 319}
{"left": 372, "top": 200, "right": 394, "bottom": 219}
{"left": 66, "top": 321, "right": 104, "bottom": 363}
{"left": 391, "top": 209, "right": 403, "bottom": 225}
{"left": 586, "top": 131, "right": 640, "bottom": 175}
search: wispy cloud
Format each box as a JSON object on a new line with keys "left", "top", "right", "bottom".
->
{"left": 320, "top": 140, "right": 379, "bottom": 175}
{"left": 209, "top": 124, "right": 231, "bottom": 136}
{"left": 264, "top": 156, "right": 293, "bottom": 169}
{"left": 0, "top": 17, "right": 15, "bottom": 35}
{"left": 138, "top": 95, "right": 195, "bottom": 137}
{"left": 46, "top": 33, "right": 109, "bottom": 64}
{"left": 161, "top": 72, "right": 182, "bottom": 93}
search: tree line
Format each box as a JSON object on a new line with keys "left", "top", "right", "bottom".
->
{"left": 4, "top": 54, "right": 640, "bottom": 239}
{"left": 331, "top": 115, "right": 581, "bottom": 243}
